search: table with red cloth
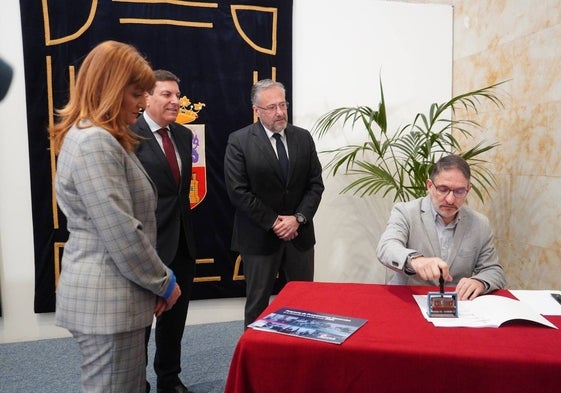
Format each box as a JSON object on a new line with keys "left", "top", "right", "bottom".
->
{"left": 225, "top": 281, "right": 561, "bottom": 393}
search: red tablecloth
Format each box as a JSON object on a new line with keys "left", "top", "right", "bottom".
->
{"left": 225, "top": 281, "right": 561, "bottom": 393}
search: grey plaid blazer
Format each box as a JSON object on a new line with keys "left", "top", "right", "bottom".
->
{"left": 55, "top": 124, "right": 173, "bottom": 334}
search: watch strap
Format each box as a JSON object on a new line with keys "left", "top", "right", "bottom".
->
{"left": 405, "top": 252, "right": 423, "bottom": 274}
{"left": 295, "top": 213, "right": 307, "bottom": 224}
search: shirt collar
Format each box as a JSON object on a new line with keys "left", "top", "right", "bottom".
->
{"left": 143, "top": 112, "right": 167, "bottom": 134}
{"left": 261, "top": 122, "right": 285, "bottom": 139}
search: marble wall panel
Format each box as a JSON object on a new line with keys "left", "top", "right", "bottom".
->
{"left": 382, "top": 0, "right": 561, "bottom": 290}
{"left": 467, "top": 173, "right": 512, "bottom": 242}
{"left": 512, "top": 24, "right": 561, "bottom": 105}
{"left": 453, "top": 0, "right": 561, "bottom": 60}
{"left": 499, "top": 239, "right": 561, "bottom": 290}
{"left": 543, "top": 100, "right": 561, "bottom": 177}
{"left": 508, "top": 175, "right": 561, "bottom": 249}
{"left": 453, "top": 0, "right": 561, "bottom": 290}
{"left": 452, "top": 42, "right": 514, "bottom": 102}
{"left": 493, "top": 103, "right": 552, "bottom": 177}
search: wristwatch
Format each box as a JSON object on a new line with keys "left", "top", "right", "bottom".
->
{"left": 405, "top": 252, "right": 423, "bottom": 274}
{"left": 294, "top": 213, "right": 307, "bottom": 224}
{"left": 407, "top": 252, "right": 423, "bottom": 264}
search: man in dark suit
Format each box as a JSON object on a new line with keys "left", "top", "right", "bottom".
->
{"left": 131, "top": 70, "right": 196, "bottom": 393}
{"left": 224, "top": 79, "right": 324, "bottom": 328}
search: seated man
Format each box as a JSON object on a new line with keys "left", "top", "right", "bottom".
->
{"left": 376, "top": 154, "right": 506, "bottom": 300}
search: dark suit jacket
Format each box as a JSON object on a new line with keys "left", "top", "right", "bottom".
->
{"left": 131, "top": 115, "right": 196, "bottom": 264}
{"left": 224, "top": 121, "right": 324, "bottom": 254}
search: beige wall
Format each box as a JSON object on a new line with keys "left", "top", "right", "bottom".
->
{"left": 452, "top": 0, "right": 561, "bottom": 289}
{"left": 393, "top": 0, "right": 561, "bottom": 289}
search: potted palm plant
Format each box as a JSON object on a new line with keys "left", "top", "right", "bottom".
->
{"left": 312, "top": 79, "right": 506, "bottom": 203}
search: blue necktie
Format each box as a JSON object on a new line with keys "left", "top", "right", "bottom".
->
{"left": 273, "top": 133, "right": 289, "bottom": 182}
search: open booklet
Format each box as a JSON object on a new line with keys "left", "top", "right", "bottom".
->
{"left": 413, "top": 294, "right": 557, "bottom": 328}
{"left": 248, "top": 307, "right": 368, "bottom": 344}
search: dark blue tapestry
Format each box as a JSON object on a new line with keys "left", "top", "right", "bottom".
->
{"left": 19, "top": 0, "right": 293, "bottom": 312}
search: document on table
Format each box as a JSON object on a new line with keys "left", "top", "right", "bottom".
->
{"left": 413, "top": 294, "right": 557, "bottom": 328}
{"left": 248, "top": 307, "right": 368, "bottom": 344}
{"left": 510, "top": 290, "right": 561, "bottom": 316}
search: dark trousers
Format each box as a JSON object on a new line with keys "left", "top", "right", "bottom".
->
{"left": 146, "top": 234, "right": 195, "bottom": 388}
{"left": 242, "top": 242, "right": 314, "bottom": 328}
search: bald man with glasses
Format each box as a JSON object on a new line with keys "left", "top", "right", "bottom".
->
{"left": 377, "top": 154, "right": 506, "bottom": 300}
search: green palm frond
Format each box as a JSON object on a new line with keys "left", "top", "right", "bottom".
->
{"left": 312, "top": 78, "right": 507, "bottom": 203}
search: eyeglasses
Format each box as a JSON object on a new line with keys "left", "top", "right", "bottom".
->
{"left": 432, "top": 183, "right": 469, "bottom": 198}
{"left": 255, "top": 101, "right": 289, "bottom": 112}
